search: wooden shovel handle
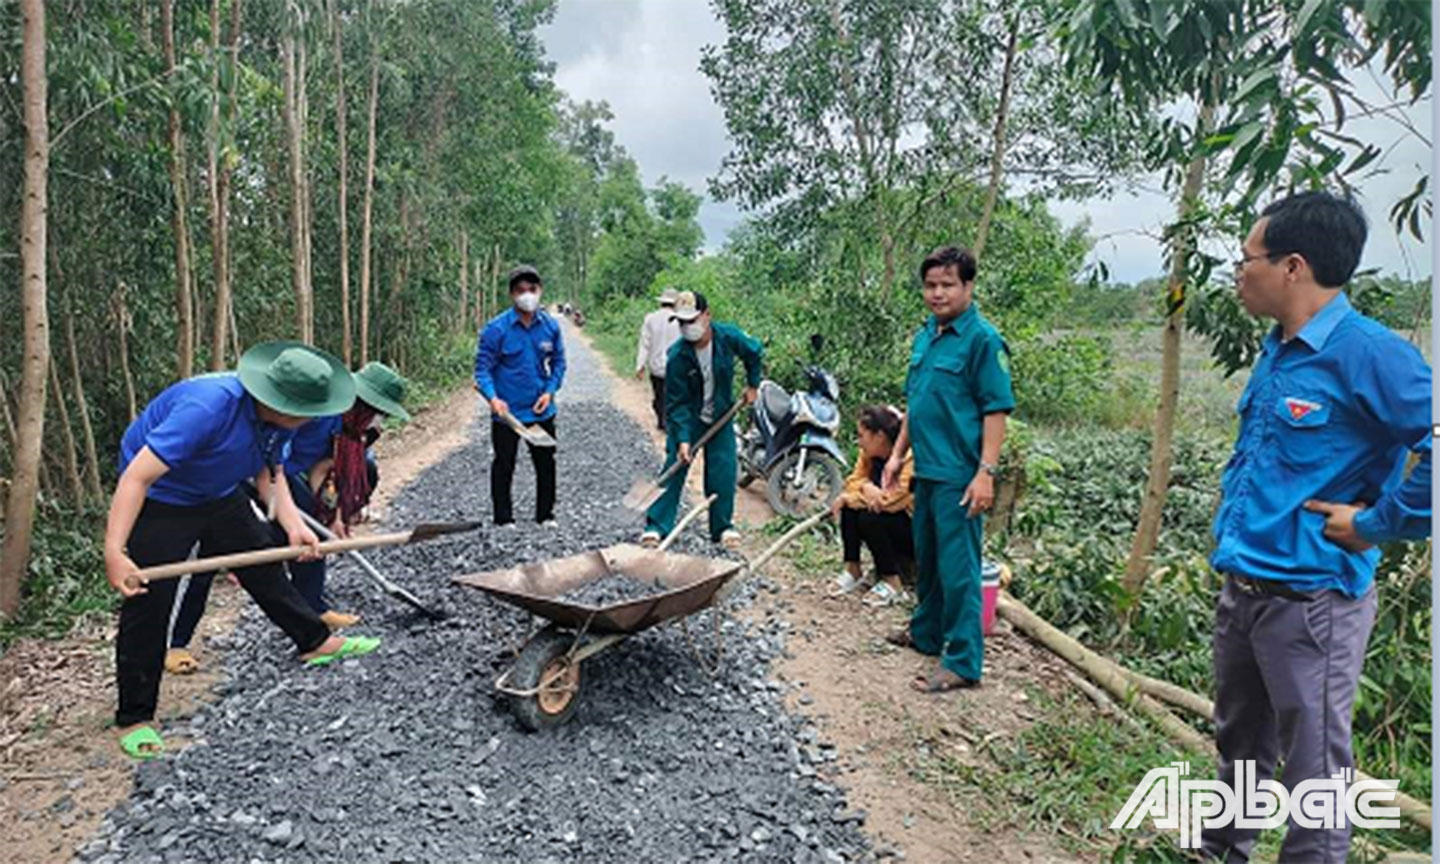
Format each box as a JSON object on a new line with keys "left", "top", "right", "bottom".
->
{"left": 127, "top": 531, "right": 416, "bottom": 586}
{"left": 656, "top": 400, "right": 746, "bottom": 484}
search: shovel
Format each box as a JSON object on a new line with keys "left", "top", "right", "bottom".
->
{"left": 124, "top": 519, "right": 482, "bottom": 590}
{"left": 496, "top": 407, "right": 557, "bottom": 448}
{"left": 622, "top": 400, "right": 746, "bottom": 512}
{"left": 297, "top": 509, "right": 448, "bottom": 620}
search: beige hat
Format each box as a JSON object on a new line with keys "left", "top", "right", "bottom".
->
{"left": 670, "top": 290, "right": 708, "bottom": 323}
{"left": 658, "top": 287, "right": 678, "bottom": 306}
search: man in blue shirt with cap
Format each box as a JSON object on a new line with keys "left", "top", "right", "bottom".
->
{"left": 1201, "top": 191, "right": 1431, "bottom": 863}
{"left": 104, "top": 342, "right": 382, "bottom": 760}
{"left": 474, "top": 265, "right": 567, "bottom": 526}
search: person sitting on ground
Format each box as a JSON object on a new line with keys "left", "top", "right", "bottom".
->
{"left": 641, "top": 291, "right": 762, "bottom": 550}
{"left": 105, "top": 342, "right": 382, "bottom": 761}
{"left": 163, "top": 362, "right": 411, "bottom": 674}
{"left": 830, "top": 405, "right": 915, "bottom": 606}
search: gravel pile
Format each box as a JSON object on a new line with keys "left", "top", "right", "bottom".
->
{"left": 79, "top": 330, "right": 873, "bottom": 864}
{"left": 555, "top": 572, "right": 666, "bottom": 607}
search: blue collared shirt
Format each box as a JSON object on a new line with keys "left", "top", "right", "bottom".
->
{"left": 283, "top": 414, "right": 342, "bottom": 477}
{"left": 1210, "top": 292, "right": 1432, "bottom": 597}
{"left": 119, "top": 374, "right": 295, "bottom": 506}
{"left": 473, "top": 309, "right": 566, "bottom": 423}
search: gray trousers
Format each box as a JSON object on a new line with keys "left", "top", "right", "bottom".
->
{"left": 1201, "top": 578, "right": 1377, "bottom": 863}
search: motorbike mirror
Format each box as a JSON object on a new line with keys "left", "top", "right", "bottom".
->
{"left": 809, "top": 333, "right": 824, "bottom": 353}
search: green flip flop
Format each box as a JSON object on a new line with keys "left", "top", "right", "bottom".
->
{"left": 119, "top": 726, "right": 164, "bottom": 761}
{"left": 304, "top": 636, "right": 382, "bottom": 667}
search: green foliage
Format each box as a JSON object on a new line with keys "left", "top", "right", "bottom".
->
{"left": 586, "top": 162, "right": 705, "bottom": 306}
{"left": 0, "top": 501, "right": 112, "bottom": 648}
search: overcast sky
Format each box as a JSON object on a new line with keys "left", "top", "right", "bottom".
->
{"left": 540, "top": 0, "right": 1432, "bottom": 284}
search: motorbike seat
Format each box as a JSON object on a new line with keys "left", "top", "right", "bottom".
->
{"left": 759, "top": 381, "right": 792, "bottom": 423}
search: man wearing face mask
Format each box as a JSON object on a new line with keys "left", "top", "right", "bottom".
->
{"left": 641, "top": 291, "right": 762, "bottom": 549}
{"left": 475, "top": 265, "right": 567, "bottom": 526}
{"left": 163, "top": 362, "right": 411, "bottom": 674}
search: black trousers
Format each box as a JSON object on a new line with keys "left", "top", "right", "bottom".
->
{"left": 648, "top": 374, "right": 666, "bottom": 431}
{"left": 840, "top": 506, "right": 914, "bottom": 577}
{"left": 491, "top": 416, "right": 557, "bottom": 524}
{"left": 116, "top": 491, "right": 331, "bottom": 727}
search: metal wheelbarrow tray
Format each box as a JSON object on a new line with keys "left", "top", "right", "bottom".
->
{"left": 452, "top": 543, "right": 744, "bottom": 730}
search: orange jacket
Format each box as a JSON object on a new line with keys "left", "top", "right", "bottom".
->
{"left": 839, "top": 448, "right": 914, "bottom": 514}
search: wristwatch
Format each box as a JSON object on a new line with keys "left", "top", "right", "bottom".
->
{"left": 978, "top": 460, "right": 999, "bottom": 477}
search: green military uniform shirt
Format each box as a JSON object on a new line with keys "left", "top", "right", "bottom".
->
{"left": 904, "top": 305, "right": 1015, "bottom": 483}
{"left": 665, "top": 322, "right": 764, "bottom": 442}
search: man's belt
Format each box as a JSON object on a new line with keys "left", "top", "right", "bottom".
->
{"left": 1227, "top": 573, "right": 1317, "bottom": 603}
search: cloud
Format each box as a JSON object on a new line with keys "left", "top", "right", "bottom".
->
{"left": 542, "top": 3, "right": 1432, "bottom": 278}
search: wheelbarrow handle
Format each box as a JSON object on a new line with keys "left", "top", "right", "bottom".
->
{"left": 657, "top": 494, "right": 717, "bottom": 552}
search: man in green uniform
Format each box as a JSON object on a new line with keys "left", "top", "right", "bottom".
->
{"left": 883, "top": 246, "right": 1014, "bottom": 692}
{"left": 641, "top": 291, "right": 762, "bottom": 549}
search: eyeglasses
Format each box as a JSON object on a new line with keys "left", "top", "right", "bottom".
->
{"left": 1232, "top": 250, "right": 1297, "bottom": 272}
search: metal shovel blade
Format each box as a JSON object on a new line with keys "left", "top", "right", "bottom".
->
{"left": 622, "top": 478, "right": 665, "bottom": 513}
{"left": 499, "top": 410, "right": 557, "bottom": 448}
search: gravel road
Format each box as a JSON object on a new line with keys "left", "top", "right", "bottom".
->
{"left": 79, "top": 325, "right": 873, "bottom": 863}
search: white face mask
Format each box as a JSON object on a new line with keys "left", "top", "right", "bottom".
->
{"left": 681, "top": 322, "right": 705, "bottom": 342}
{"left": 514, "top": 292, "right": 540, "bottom": 313}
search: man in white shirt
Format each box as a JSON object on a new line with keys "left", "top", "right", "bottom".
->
{"left": 635, "top": 287, "right": 682, "bottom": 430}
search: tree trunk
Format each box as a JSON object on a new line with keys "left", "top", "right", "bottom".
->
{"left": 2, "top": 0, "right": 50, "bottom": 619}
{"left": 383, "top": 190, "right": 411, "bottom": 357}
{"left": 458, "top": 231, "right": 469, "bottom": 330}
{"left": 488, "top": 242, "right": 501, "bottom": 325}
{"left": 359, "top": 54, "right": 379, "bottom": 365}
{"left": 972, "top": 14, "right": 1020, "bottom": 262}
{"left": 209, "top": 0, "right": 243, "bottom": 370}
{"left": 113, "top": 285, "right": 139, "bottom": 421}
{"left": 1121, "top": 107, "right": 1213, "bottom": 597}
{"left": 331, "top": 0, "right": 353, "bottom": 364}
{"left": 283, "top": 17, "right": 312, "bottom": 343}
{"left": 162, "top": 0, "right": 195, "bottom": 378}
{"left": 47, "top": 358, "right": 83, "bottom": 505}
{"left": 64, "top": 304, "right": 103, "bottom": 501}
{"left": 0, "top": 375, "right": 18, "bottom": 474}
{"left": 298, "top": 14, "right": 314, "bottom": 344}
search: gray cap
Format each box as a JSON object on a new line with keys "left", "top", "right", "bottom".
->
{"left": 507, "top": 265, "right": 542, "bottom": 289}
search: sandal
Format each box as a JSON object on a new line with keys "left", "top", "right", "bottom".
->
{"left": 304, "top": 636, "right": 382, "bottom": 667}
{"left": 164, "top": 647, "right": 199, "bottom": 675}
{"left": 911, "top": 670, "right": 979, "bottom": 693}
{"left": 119, "top": 726, "right": 164, "bottom": 761}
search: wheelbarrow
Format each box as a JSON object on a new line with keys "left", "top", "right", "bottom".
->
{"left": 452, "top": 499, "right": 826, "bottom": 731}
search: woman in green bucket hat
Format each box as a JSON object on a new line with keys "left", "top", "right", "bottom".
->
{"left": 105, "top": 341, "right": 383, "bottom": 761}
{"left": 167, "top": 361, "right": 412, "bottom": 674}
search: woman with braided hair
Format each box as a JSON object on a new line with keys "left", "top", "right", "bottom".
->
{"left": 163, "top": 362, "right": 410, "bottom": 674}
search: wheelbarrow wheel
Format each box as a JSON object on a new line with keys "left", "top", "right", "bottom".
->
{"left": 510, "top": 626, "right": 583, "bottom": 731}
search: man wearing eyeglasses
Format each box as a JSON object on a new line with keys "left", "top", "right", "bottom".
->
{"left": 1202, "top": 191, "right": 1431, "bottom": 863}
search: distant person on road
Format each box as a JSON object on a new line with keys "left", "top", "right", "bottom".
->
{"left": 1200, "top": 191, "right": 1431, "bottom": 863}
{"left": 103, "top": 342, "right": 381, "bottom": 760}
{"left": 635, "top": 286, "right": 682, "bottom": 430}
{"left": 830, "top": 405, "right": 915, "bottom": 606}
{"left": 474, "top": 265, "right": 567, "bottom": 526}
{"left": 163, "top": 361, "right": 411, "bottom": 675}
{"left": 641, "top": 291, "right": 762, "bottom": 550}
{"left": 883, "top": 246, "right": 1013, "bottom": 694}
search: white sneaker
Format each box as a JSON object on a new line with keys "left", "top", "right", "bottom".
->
{"left": 720, "top": 529, "right": 743, "bottom": 550}
{"left": 640, "top": 530, "right": 661, "bottom": 549}
{"left": 862, "top": 581, "right": 908, "bottom": 607}
{"left": 829, "top": 570, "right": 869, "bottom": 596}
{"left": 539, "top": 519, "right": 559, "bottom": 529}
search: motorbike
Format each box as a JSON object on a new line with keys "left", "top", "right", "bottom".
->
{"left": 738, "top": 334, "right": 847, "bottom": 517}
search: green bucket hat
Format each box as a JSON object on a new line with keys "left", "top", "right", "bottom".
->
{"left": 354, "top": 361, "right": 411, "bottom": 421}
{"left": 237, "top": 341, "right": 356, "bottom": 418}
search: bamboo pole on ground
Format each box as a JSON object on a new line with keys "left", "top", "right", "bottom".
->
{"left": 997, "top": 591, "right": 1432, "bottom": 831}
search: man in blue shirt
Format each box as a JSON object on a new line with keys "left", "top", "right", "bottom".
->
{"left": 1202, "top": 192, "right": 1431, "bottom": 863}
{"left": 474, "top": 265, "right": 567, "bottom": 526}
{"left": 163, "top": 362, "right": 411, "bottom": 671}
{"left": 105, "top": 343, "right": 382, "bottom": 760}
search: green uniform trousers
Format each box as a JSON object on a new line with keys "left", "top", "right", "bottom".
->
{"left": 644, "top": 420, "right": 737, "bottom": 542}
{"left": 909, "top": 478, "right": 985, "bottom": 681}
